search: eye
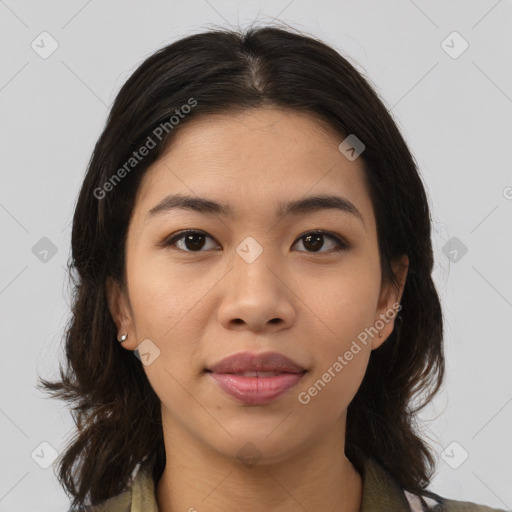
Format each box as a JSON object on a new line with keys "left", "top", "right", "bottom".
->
{"left": 161, "top": 230, "right": 219, "bottom": 252}
{"left": 292, "top": 230, "right": 348, "bottom": 253}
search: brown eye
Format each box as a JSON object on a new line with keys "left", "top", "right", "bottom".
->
{"left": 293, "top": 231, "right": 348, "bottom": 253}
{"left": 162, "top": 230, "right": 219, "bottom": 252}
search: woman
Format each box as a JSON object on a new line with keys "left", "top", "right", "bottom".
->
{"left": 38, "top": 25, "right": 505, "bottom": 512}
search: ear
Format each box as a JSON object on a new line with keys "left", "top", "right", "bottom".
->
{"left": 371, "top": 254, "right": 409, "bottom": 350}
{"left": 106, "top": 277, "right": 136, "bottom": 350}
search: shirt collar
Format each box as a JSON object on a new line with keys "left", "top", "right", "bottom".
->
{"left": 351, "top": 446, "right": 413, "bottom": 511}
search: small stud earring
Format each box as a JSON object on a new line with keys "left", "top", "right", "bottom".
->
{"left": 378, "top": 331, "right": 383, "bottom": 338}
{"left": 118, "top": 333, "right": 128, "bottom": 343}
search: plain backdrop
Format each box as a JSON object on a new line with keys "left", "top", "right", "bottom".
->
{"left": 1, "top": 1, "right": 511, "bottom": 511}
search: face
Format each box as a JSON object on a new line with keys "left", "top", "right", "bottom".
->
{"left": 108, "top": 107, "right": 408, "bottom": 465}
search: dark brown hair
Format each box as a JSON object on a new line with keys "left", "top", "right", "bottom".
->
{"left": 38, "top": 23, "right": 444, "bottom": 509}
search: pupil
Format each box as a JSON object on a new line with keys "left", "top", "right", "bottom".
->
{"left": 185, "top": 233, "right": 205, "bottom": 251}
{"left": 304, "top": 234, "right": 323, "bottom": 252}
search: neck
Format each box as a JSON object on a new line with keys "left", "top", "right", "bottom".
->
{"left": 155, "top": 413, "right": 362, "bottom": 512}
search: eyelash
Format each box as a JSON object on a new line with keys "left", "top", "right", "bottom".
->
{"left": 160, "top": 229, "right": 349, "bottom": 254}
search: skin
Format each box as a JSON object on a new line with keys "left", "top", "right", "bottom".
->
{"left": 107, "top": 107, "right": 409, "bottom": 512}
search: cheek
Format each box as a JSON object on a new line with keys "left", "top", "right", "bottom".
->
{"left": 296, "top": 259, "right": 379, "bottom": 406}
{"left": 301, "top": 259, "right": 381, "bottom": 339}
{"left": 127, "top": 248, "right": 204, "bottom": 335}
{"left": 125, "top": 255, "right": 212, "bottom": 385}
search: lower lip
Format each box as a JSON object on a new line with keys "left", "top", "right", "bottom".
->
{"left": 209, "top": 372, "right": 305, "bottom": 405}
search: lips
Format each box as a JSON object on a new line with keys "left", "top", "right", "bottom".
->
{"left": 206, "top": 351, "right": 306, "bottom": 405}
{"left": 206, "top": 351, "right": 306, "bottom": 375}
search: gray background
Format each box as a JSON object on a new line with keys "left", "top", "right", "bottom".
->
{"left": 1, "top": 1, "right": 511, "bottom": 511}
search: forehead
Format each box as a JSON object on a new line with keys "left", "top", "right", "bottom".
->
{"left": 151, "top": 107, "right": 343, "bottom": 173}
{"left": 133, "top": 107, "right": 374, "bottom": 226}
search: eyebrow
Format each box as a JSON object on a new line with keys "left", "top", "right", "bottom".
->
{"left": 146, "top": 193, "right": 365, "bottom": 228}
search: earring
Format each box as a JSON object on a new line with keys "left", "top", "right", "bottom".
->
{"left": 118, "top": 333, "right": 128, "bottom": 343}
{"left": 378, "top": 331, "right": 383, "bottom": 338}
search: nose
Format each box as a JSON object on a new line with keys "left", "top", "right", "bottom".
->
{"left": 217, "top": 248, "right": 296, "bottom": 333}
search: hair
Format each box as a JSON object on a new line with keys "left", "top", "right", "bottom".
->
{"left": 38, "top": 23, "right": 444, "bottom": 509}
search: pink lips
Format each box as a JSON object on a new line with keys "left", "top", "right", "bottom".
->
{"left": 207, "top": 351, "right": 306, "bottom": 405}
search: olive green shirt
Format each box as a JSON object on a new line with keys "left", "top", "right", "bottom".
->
{"left": 76, "top": 452, "right": 508, "bottom": 512}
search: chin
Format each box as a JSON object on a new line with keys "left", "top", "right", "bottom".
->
{"left": 203, "top": 429, "right": 307, "bottom": 467}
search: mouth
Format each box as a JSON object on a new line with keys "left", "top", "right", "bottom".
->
{"left": 204, "top": 351, "right": 307, "bottom": 405}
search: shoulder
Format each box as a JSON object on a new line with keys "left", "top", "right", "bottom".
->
{"left": 405, "top": 489, "right": 509, "bottom": 512}
{"left": 65, "top": 466, "right": 157, "bottom": 512}
{"left": 351, "top": 445, "right": 507, "bottom": 512}
{"left": 434, "top": 497, "right": 508, "bottom": 512}
{"left": 66, "top": 490, "right": 131, "bottom": 512}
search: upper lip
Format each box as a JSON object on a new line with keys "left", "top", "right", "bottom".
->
{"left": 207, "top": 351, "right": 306, "bottom": 374}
